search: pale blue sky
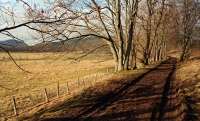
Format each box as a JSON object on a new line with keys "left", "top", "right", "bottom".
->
{"left": 0, "top": 0, "right": 50, "bottom": 45}
{"left": 0, "top": 0, "right": 104, "bottom": 45}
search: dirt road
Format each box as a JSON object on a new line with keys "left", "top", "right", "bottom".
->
{"left": 39, "top": 58, "right": 185, "bottom": 121}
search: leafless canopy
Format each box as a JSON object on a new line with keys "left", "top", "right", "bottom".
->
{"left": 0, "top": 0, "right": 199, "bottom": 71}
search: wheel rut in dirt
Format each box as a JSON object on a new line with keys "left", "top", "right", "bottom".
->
{"left": 41, "top": 58, "right": 185, "bottom": 121}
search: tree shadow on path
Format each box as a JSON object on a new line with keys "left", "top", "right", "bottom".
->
{"left": 41, "top": 57, "right": 183, "bottom": 121}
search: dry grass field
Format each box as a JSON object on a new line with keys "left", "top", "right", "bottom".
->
{"left": 0, "top": 50, "right": 199, "bottom": 121}
{"left": 0, "top": 52, "right": 114, "bottom": 118}
{"left": 176, "top": 58, "right": 200, "bottom": 119}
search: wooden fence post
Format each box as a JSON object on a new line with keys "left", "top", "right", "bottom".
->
{"left": 44, "top": 88, "right": 49, "bottom": 102}
{"left": 107, "top": 68, "right": 109, "bottom": 73}
{"left": 95, "top": 73, "right": 98, "bottom": 82}
{"left": 77, "top": 79, "right": 80, "bottom": 87}
{"left": 12, "top": 96, "right": 18, "bottom": 116}
{"left": 82, "top": 80, "right": 86, "bottom": 89}
{"left": 90, "top": 79, "right": 93, "bottom": 87}
{"left": 66, "top": 82, "right": 70, "bottom": 94}
{"left": 99, "top": 73, "right": 102, "bottom": 81}
{"left": 76, "top": 74, "right": 80, "bottom": 87}
{"left": 57, "top": 81, "right": 60, "bottom": 97}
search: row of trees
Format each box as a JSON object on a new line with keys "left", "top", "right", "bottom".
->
{"left": 0, "top": 0, "right": 199, "bottom": 71}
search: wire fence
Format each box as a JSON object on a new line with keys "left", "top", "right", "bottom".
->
{"left": 0, "top": 70, "right": 112, "bottom": 119}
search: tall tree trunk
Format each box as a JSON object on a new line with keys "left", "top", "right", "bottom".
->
{"left": 124, "top": 0, "right": 139, "bottom": 70}
{"left": 132, "top": 43, "right": 137, "bottom": 69}
{"left": 118, "top": 40, "right": 124, "bottom": 71}
{"left": 116, "top": 0, "right": 125, "bottom": 71}
{"left": 180, "top": 38, "right": 191, "bottom": 61}
{"left": 124, "top": 22, "right": 134, "bottom": 70}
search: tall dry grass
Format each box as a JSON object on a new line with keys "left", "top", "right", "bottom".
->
{"left": 0, "top": 52, "right": 114, "bottom": 118}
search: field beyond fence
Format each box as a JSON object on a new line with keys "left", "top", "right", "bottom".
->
{"left": 0, "top": 52, "right": 114, "bottom": 119}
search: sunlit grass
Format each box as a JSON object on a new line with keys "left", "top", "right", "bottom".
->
{"left": 0, "top": 52, "right": 114, "bottom": 117}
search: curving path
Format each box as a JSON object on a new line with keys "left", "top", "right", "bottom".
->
{"left": 40, "top": 58, "right": 185, "bottom": 121}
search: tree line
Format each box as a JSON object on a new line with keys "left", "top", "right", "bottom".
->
{"left": 0, "top": 0, "right": 199, "bottom": 71}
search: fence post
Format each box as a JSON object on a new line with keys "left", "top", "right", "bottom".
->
{"left": 12, "top": 96, "right": 18, "bottom": 116}
{"left": 77, "top": 72, "right": 80, "bottom": 86}
{"left": 44, "top": 88, "right": 49, "bottom": 102}
{"left": 57, "top": 81, "right": 60, "bottom": 97}
{"left": 95, "top": 73, "right": 98, "bottom": 82}
{"left": 99, "top": 73, "right": 102, "bottom": 81}
{"left": 66, "top": 82, "right": 70, "bottom": 94}
{"left": 77, "top": 79, "right": 80, "bottom": 87}
{"left": 90, "top": 79, "right": 93, "bottom": 87}
{"left": 82, "top": 79, "right": 86, "bottom": 89}
{"left": 107, "top": 68, "right": 109, "bottom": 73}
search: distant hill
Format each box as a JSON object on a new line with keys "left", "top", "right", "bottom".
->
{"left": 0, "top": 35, "right": 198, "bottom": 53}
{"left": 0, "top": 39, "right": 29, "bottom": 51}
{"left": 29, "top": 36, "right": 110, "bottom": 53}
{"left": 0, "top": 37, "right": 110, "bottom": 53}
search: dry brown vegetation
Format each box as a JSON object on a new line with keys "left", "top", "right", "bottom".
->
{"left": 0, "top": 0, "right": 199, "bottom": 120}
{"left": 17, "top": 66, "right": 152, "bottom": 121}
{"left": 176, "top": 56, "right": 200, "bottom": 120}
{"left": 16, "top": 58, "right": 183, "bottom": 121}
{"left": 0, "top": 52, "right": 114, "bottom": 119}
{"left": 0, "top": 51, "right": 199, "bottom": 121}
{"left": 12, "top": 52, "right": 200, "bottom": 121}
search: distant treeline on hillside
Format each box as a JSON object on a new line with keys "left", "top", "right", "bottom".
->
{"left": 0, "top": 37, "right": 110, "bottom": 53}
{"left": 0, "top": 36, "right": 199, "bottom": 53}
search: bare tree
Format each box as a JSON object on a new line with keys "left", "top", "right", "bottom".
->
{"left": 0, "top": 1, "right": 66, "bottom": 72}
{"left": 19, "top": 0, "right": 141, "bottom": 71}
{"left": 2, "top": 0, "right": 198, "bottom": 72}
{"left": 178, "top": 0, "right": 200, "bottom": 61}
{"left": 137, "top": 0, "right": 167, "bottom": 65}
